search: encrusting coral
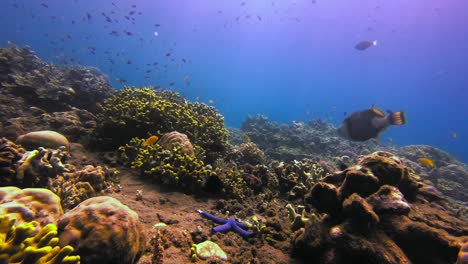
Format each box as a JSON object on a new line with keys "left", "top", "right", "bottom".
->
{"left": 94, "top": 87, "right": 228, "bottom": 161}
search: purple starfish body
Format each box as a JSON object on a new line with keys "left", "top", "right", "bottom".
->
{"left": 197, "top": 210, "right": 254, "bottom": 237}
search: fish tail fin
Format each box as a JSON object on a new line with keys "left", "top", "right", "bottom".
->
{"left": 373, "top": 40, "right": 378, "bottom": 46}
{"left": 388, "top": 111, "right": 406, "bottom": 125}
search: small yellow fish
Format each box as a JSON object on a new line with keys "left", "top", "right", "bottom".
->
{"left": 203, "top": 116, "right": 209, "bottom": 123}
{"left": 417, "top": 158, "right": 435, "bottom": 168}
{"left": 143, "top": 135, "right": 159, "bottom": 146}
{"left": 208, "top": 99, "right": 214, "bottom": 105}
{"left": 243, "top": 134, "right": 251, "bottom": 142}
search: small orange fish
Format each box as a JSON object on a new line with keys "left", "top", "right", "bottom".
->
{"left": 417, "top": 158, "right": 435, "bottom": 168}
{"left": 143, "top": 135, "right": 159, "bottom": 146}
{"left": 243, "top": 134, "right": 251, "bottom": 142}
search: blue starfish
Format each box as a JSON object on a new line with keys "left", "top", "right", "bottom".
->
{"left": 197, "top": 209, "right": 254, "bottom": 237}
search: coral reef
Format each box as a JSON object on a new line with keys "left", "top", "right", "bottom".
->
{"left": 157, "top": 131, "right": 195, "bottom": 156}
{"left": 0, "top": 187, "right": 80, "bottom": 263}
{"left": 0, "top": 44, "right": 74, "bottom": 111}
{"left": 429, "top": 164, "right": 468, "bottom": 203}
{"left": 0, "top": 43, "right": 112, "bottom": 113}
{"left": 2, "top": 108, "right": 96, "bottom": 144}
{"left": 16, "top": 130, "right": 70, "bottom": 151}
{"left": 57, "top": 196, "right": 145, "bottom": 264}
{"left": 272, "top": 159, "right": 328, "bottom": 199}
{"left": 285, "top": 204, "right": 309, "bottom": 231}
{"left": 119, "top": 136, "right": 215, "bottom": 194}
{"left": 51, "top": 165, "right": 114, "bottom": 210}
{"left": 0, "top": 214, "right": 80, "bottom": 264}
{"left": 224, "top": 142, "right": 266, "bottom": 165}
{"left": 0, "top": 187, "right": 63, "bottom": 226}
{"left": 94, "top": 87, "right": 228, "bottom": 160}
{"left": 16, "top": 146, "right": 70, "bottom": 188}
{"left": 293, "top": 151, "right": 467, "bottom": 264}
{"left": 120, "top": 134, "right": 270, "bottom": 199}
{"left": 0, "top": 137, "right": 116, "bottom": 210}
{"left": 61, "top": 66, "right": 114, "bottom": 112}
{"left": 0, "top": 138, "right": 25, "bottom": 186}
{"left": 241, "top": 115, "right": 396, "bottom": 162}
{"left": 398, "top": 145, "right": 461, "bottom": 167}
{"left": 207, "top": 162, "right": 254, "bottom": 200}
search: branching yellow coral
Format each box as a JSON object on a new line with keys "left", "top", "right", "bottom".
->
{"left": 119, "top": 137, "right": 215, "bottom": 193}
{"left": 95, "top": 87, "right": 228, "bottom": 162}
{"left": 0, "top": 215, "right": 80, "bottom": 264}
{"left": 120, "top": 136, "right": 253, "bottom": 199}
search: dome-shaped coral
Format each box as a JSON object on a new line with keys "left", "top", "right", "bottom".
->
{"left": 57, "top": 196, "right": 145, "bottom": 264}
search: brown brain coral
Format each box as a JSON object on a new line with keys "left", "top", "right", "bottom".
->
{"left": 0, "top": 186, "right": 63, "bottom": 226}
{"left": 157, "top": 131, "right": 195, "bottom": 156}
{"left": 57, "top": 196, "right": 146, "bottom": 264}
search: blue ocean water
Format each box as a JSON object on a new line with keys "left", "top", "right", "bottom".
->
{"left": 1, "top": 0, "right": 467, "bottom": 162}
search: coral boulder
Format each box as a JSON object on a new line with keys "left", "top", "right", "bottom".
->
{"left": 57, "top": 196, "right": 145, "bottom": 264}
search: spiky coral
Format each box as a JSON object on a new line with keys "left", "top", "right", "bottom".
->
{"left": 119, "top": 137, "right": 215, "bottom": 193}
{"left": 0, "top": 214, "right": 80, "bottom": 264}
{"left": 120, "top": 136, "right": 255, "bottom": 199}
{"left": 94, "top": 87, "right": 228, "bottom": 160}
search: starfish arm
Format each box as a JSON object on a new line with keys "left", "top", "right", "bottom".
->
{"left": 232, "top": 222, "right": 254, "bottom": 237}
{"left": 198, "top": 210, "right": 228, "bottom": 224}
{"left": 236, "top": 221, "right": 250, "bottom": 230}
{"left": 212, "top": 222, "right": 232, "bottom": 233}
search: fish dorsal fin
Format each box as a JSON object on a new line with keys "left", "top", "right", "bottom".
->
{"left": 370, "top": 105, "right": 386, "bottom": 117}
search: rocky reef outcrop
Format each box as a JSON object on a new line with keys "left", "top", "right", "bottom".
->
{"left": 293, "top": 151, "right": 468, "bottom": 264}
{"left": 0, "top": 43, "right": 110, "bottom": 145}
{"left": 239, "top": 115, "right": 399, "bottom": 163}
{"left": 0, "top": 43, "right": 113, "bottom": 114}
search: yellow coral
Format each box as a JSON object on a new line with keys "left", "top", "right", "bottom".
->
{"left": 119, "top": 136, "right": 215, "bottom": 194}
{"left": 0, "top": 215, "right": 80, "bottom": 264}
{"left": 95, "top": 87, "right": 228, "bottom": 162}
